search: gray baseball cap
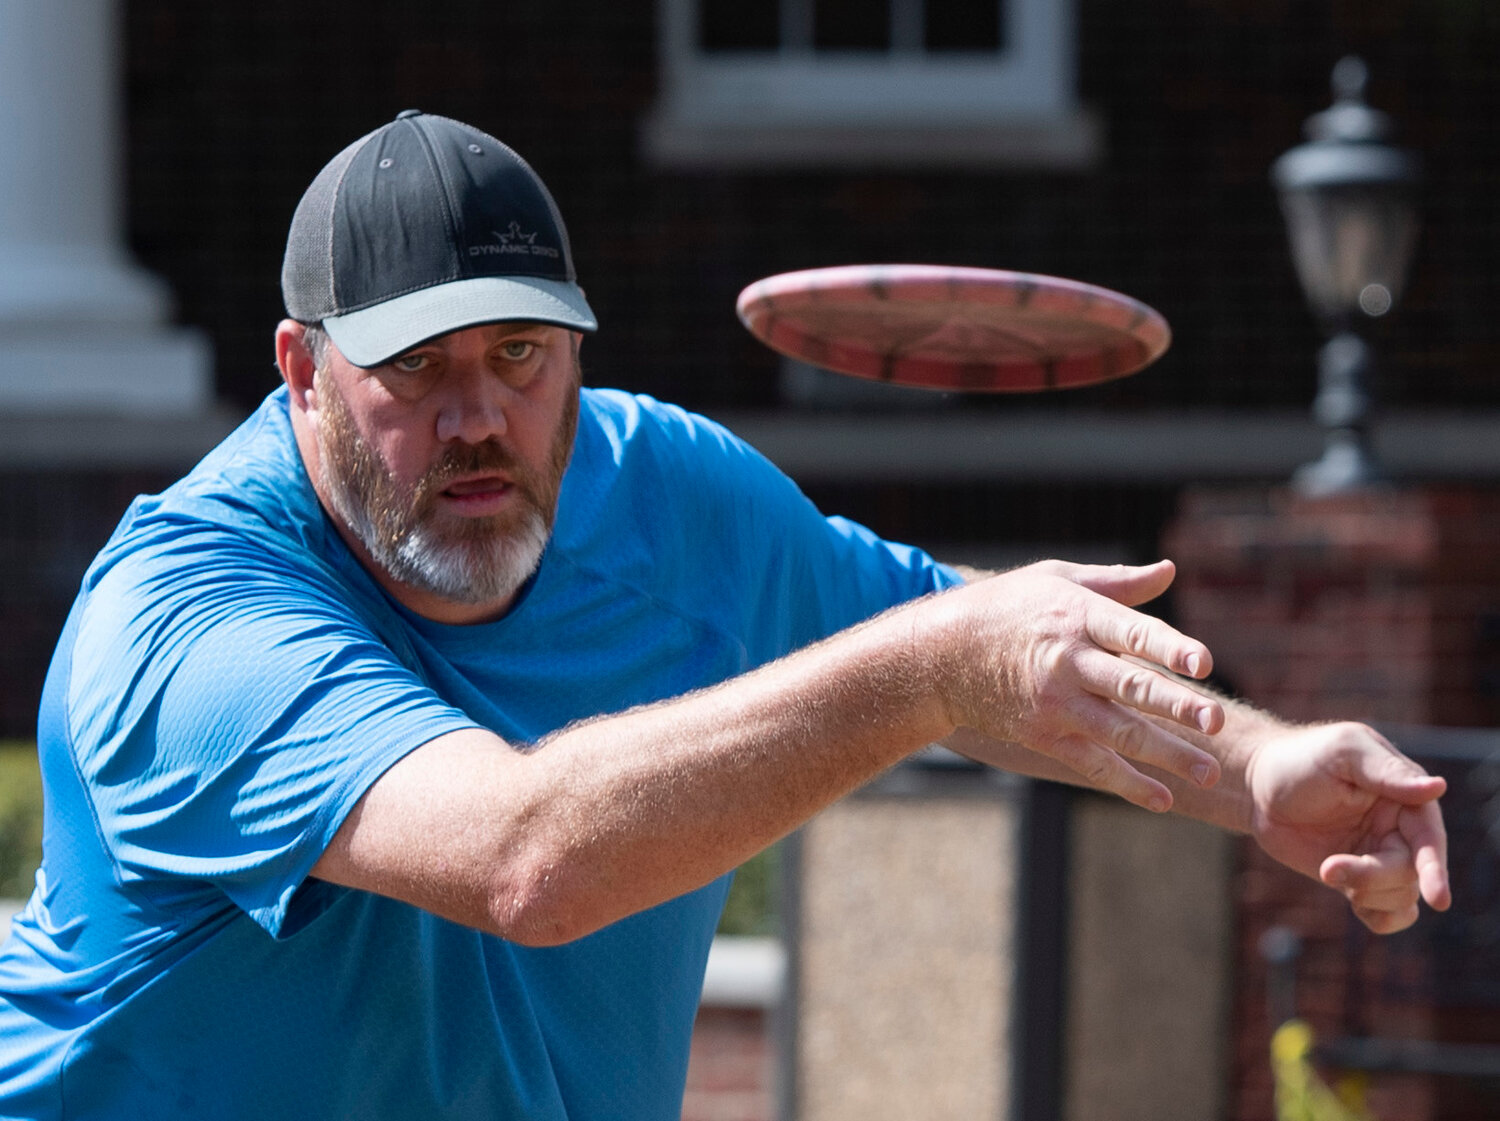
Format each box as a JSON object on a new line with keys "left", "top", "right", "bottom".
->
{"left": 281, "top": 110, "right": 597, "bottom": 368}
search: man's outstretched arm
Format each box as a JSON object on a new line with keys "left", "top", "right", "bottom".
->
{"left": 312, "top": 559, "right": 1224, "bottom": 944}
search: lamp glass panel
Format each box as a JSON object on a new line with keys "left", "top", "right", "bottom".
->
{"left": 1280, "top": 185, "right": 1419, "bottom": 321}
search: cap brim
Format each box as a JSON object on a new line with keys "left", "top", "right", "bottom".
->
{"left": 322, "top": 275, "right": 598, "bottom": 368}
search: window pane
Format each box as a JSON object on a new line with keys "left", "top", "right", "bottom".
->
{"left": 814, "top": 0, "right": 890, "bottom": 50}
{"left": 700, "top": 0, "right": 780, "bottom": 51}
{"left": 925, "top": 0, "right": 1005, "bottom": 51}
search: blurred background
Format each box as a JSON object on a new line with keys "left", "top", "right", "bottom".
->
{"left": 3, "top": 0, "right": 1499, "bottom": 719}
{"left": 3, "top": 2, "right": 1499, "bottom": 1120}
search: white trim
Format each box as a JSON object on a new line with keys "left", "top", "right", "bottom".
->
{"left": 645, "top": 0, "right": 1100, "bottom": 170}
{"left": 642, "top": 113, "right": 1101, "bottom": 171}
{"left": 0, "top": 327, "right": 215, "bottom": 417}
{"left": 659, "top": 56, "right": 1071, "bottom": 127}
{"left": 704, "top": 408, "right": 1500, "bottom": 483}
{"left": 0, "top": 404, "right": 242, "bottom": 467}
{"left": 701, "top": 935, "right": 786, "bottom": 1008}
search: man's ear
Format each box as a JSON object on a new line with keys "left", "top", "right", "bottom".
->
{"left": 275, "top": 319, "right": 319, "bottom": 413}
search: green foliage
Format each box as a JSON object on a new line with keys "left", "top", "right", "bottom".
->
{"left": 0, "top": 742, "right": 43, "bottom": 900}
{"left": 717, "top": 843, "right": 781, "bottom": 937}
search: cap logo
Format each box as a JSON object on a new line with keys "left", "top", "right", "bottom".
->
{"left": 468, "top": 221, "right": 561, "bottom": 260}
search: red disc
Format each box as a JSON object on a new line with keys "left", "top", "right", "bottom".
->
{"left": 735, "top": 264, "right": 1171, "bottom": 392}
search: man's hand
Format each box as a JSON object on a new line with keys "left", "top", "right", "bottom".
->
{"left": 1244, "top": 721, "right": 1451, "bottom": 933}
{"left": 929, "top": 559, "right": 1225, "bottom": 812}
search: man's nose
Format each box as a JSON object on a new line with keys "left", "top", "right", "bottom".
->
{"left": 434, "top": 365, "right": 511, "bottom": 445}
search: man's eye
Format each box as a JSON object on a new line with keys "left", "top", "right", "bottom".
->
{"left": 391, "top": 354, "right": 430, "bottom": 373}
{"left": 500, "top": 341, "right": 535, "bottom": 361}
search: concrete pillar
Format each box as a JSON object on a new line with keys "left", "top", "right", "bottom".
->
{"left": 790, "top": 766, "right": 1023, "bottom": 1121}
{"left": 1062, "top": 796, "right": 1234, "bottom": 1121}
{"left": 0, "top": 0, "right": 210, "bottom": 414}
{"left": 787, "top": 760, "right": 1234, "bottom": 1121}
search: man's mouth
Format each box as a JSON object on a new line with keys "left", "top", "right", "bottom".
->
{"left": 438, "top": 474, "right": 515, "bottom": 513}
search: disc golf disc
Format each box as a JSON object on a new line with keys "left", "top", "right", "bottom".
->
{"left": 735, "top": 264, "right": 1171, "bottom": 392}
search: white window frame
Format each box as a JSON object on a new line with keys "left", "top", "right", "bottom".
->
{"left": 642, "top": 0, "right": 1101, "bottom": 170}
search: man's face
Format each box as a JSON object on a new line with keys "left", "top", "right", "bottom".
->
{"left": 309, "top": 322, "right": 581, "bottom": 620}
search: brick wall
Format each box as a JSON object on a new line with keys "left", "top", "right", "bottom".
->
{"left": 0, "top": 468, "right": 185, "bottom": 735}
{"left": 684, "top": 1007, "right": 776, "bottom": 1121}
{"left": 1164, "top": 487, "right": 1500, "bottom": 726}
{"left": 684, "top": 937, "right": 784, "bottom": 1121}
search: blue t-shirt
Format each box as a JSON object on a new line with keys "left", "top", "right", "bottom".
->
{"left": 0, "top": 387, "right": 958, "bottom": 1120}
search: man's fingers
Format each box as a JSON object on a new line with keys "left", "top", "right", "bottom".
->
{"left": 1321, "top": 814, "right": 1450, "bottom": 926}
{"left": 1074, "top": 648, "right": 1224, "bottom": 737}
{"left": 1323, "top": 820, "right": 1444, "bottom": 933}
{"left": 1061, "top": 558, "right": 1179, "bottom": 610}
{"left": 1321, "top": 832, "right": 1409, "bottom": 888}
{"left": 949, "top": 561, "right": 1226, "bottom": 800}
{"left": 1056, "top": 559, "right": 1208, "bottom": 675}
{"left": 1320, "top": 852, "right": 1419, "bottom": 935}
{"left": 1340, "top": 729, "right": 1449, "bottom": 806}
{"left": 1353, "top": 901, "right": 1422, "bottom": 935}
{"left": 1328, "top": 729, "right": 1451, "bottom": 910}
{"left": 1057, "top": 691, "right": 1220, "bottom": 791}
{"left": 1324, "top": 858, "right": 1419, "bottom": 911}
{"left": 1084, "top": 598, "right": 1215, "bottom": 683}
{"left": 1044, "top": 733, "right": 1174, "bottom": 812}
{"left": 1065, "top": 556, "right": 1218, "bottom": 678}
{"left": 1402, "top": 800, "right": 1452, "bottom": 911}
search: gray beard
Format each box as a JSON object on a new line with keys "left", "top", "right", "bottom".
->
{"left": 315, "top": 370, "right": 573, "bottom": 607}
{"left": 343, "top": 486, "right": 550, "bottom": 606}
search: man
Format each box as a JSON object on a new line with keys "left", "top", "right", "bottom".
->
{"left": 0, "top": 111, "right": 1449, "bottom": 1119}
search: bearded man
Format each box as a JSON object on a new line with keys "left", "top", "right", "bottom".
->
{"left": 0, "top": 111, "right": 1449, "bottom": 1120}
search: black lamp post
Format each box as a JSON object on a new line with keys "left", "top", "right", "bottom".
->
{"left": 1272, "top": 57, "right": 1421, "bottom": 496}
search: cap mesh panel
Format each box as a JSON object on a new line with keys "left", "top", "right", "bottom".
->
{"left": 281, "top": 136, "right": 368, "bottom": 321}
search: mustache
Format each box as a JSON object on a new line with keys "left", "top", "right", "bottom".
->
{"left": 415, "top": 440, "right": 528, "bottom": 501}
{"left": 432, "top": 440, "right": 520, "bottom": 482}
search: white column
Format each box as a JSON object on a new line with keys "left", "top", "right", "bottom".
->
{"left": 0, "top": 0, "right": 211, "bottom": 414}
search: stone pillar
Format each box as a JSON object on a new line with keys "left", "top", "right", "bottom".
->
{"left": 1163, "top": 485, "right": 1500, "bottom": 1121}
{"left": 0, "top": 0, "right": 210, "bottom": 414}
{"left": 1164, "top": 487, "right": 1500, "bottom": 728}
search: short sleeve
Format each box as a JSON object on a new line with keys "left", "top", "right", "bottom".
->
{"left": 65, "top": 525, "right": 478, "bottom": 935}
{"left": 597, "top": 396, "right": 963, "bottom": 658}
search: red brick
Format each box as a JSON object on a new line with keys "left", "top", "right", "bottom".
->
{"left": 683, "top": 1007, "right": 774, "bottom": 1121}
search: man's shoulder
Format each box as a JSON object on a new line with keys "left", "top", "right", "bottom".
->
{"left": 577, "top": 387, "right": 770, "bottom": 483}
{"left": 84, "top": 389, "right": 334, "bottom": 600}
{"left": 580, "top": 387, "right": 722, "bottom": 441}
{"left": 121, "top": 390, "right": 321, "bottom": 545}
